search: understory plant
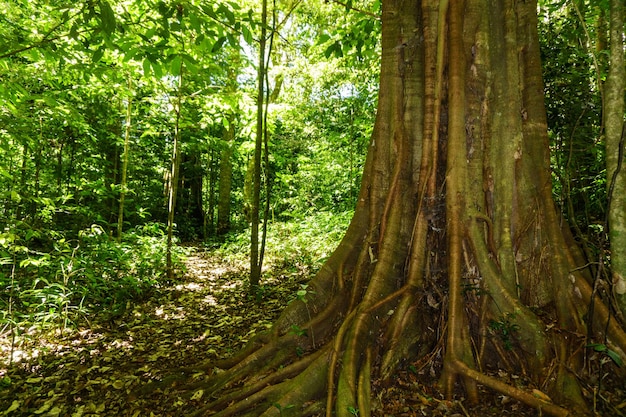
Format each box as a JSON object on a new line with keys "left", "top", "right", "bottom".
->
{"left": 212, "top": 210, "right": 352, "bottom": 272}
{"left": 0, "top": 221, "right": 184, "bottom": 366}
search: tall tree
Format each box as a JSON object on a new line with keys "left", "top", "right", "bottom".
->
{"left": 166, "top": 61, "right": 184, "bottom": 279}
{"left": 117, "top": 74, "right": 133, "bottom": 242}
{"left": 605, "top": 0, "right": 626, "bottom": 317}
{"left": 217, "top": 51, "right": 241, "bottom": 236}
{"left": 217, "top": 118, "right": 235, "bottom": 235}
{"left": 250, "top": 0, "right": 269, "bottom": 292}
{"left": 182, "top": 1, "right": 626, "bottom": 416}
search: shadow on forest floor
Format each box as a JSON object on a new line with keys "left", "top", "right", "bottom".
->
{"left": 1, "top": 247, "right": 621, "bottom": 416}
{"left": 0, "top": 247, "right": 309, "bottom": 416}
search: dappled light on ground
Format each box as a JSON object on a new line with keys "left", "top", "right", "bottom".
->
{"left": 0, "top": 247, "right": 311, "bottom": 416}
{"left": 2, "top": 247, "right": 624, "bottom": 416}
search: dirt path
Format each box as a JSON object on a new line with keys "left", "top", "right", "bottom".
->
{"left": 0, "top": 248, "right": 299, "bottom": 416}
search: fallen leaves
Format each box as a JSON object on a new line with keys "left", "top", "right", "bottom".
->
{"left": 0, "top": 249, "right": 310, "bottom": 417}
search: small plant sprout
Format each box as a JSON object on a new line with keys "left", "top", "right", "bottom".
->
{"left": 347, "top": 406, "right": 359, "bottom": 416}
{"left": 295, "top": 283, "right": 313, "bottom": 303}
{"left": 587, "top": 343, "right": 623, "bottom": 367}
{"left": 289, "top": 324, "right": 308, "bottom": 337}
{"left": 488, "top": 312, "right": 520, "bottom": 350}
{"left": 272, "top": 402, "right": 295, "bottom": 416}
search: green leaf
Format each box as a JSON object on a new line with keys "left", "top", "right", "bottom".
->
{"left": 317, "top": 33, "right": 331, "bottom": 45}
{"left": 152, "top": 60, "right": 163, "bottom": 79}
{"left": 606, "top": 349, "right": 623, "bottom": 367}
{"left": 217, "top": 4, "right": 235, "bottom": 25}
{"left": 587, "top": 343, "right": 607, "bottom": 352}
{"left": 92, "top": 46, "right": 105, "bottom": 63}
{"left": 587, "top": 343, "right": 623, "bottom": 366}
{"left": 242, "top": 26, "right": 253, "bottom": 45}
{"left": 142, "top": 58, "right": 151, "bottom": 78}
{"left": 324, "top": 42, "right": 343, "bottom": 59}
{"left": 201, "top": 4, "right": 217, "bottom": 19}
{"left": 227, "top": 1, "right": 241, "bottom": 10}
{"left": 99, "top": 0, "right": 117, "bottom": 35}
{"left": 189, "top": 12, "right": 201, "bottom": 32}
{"left": 227, "top": 34, "right": 237, "bottom": 47}
{"left": 170, "top": 55, "right": 182, "bottom": 76}
{"left": 182, "top": 55, "right": 198, "bottom": 74}
{"left": 212, "top": 36, "right": 227, "bottom": 53}
{"left": 0, "top": 167, "right": 12, "bottom": 180}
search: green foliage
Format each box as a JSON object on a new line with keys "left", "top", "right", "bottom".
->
{"left": 288, "top": 324, "right": 308, "bottom": 337}
{"left": 213, "top": 210, "right": 352, "bottom": 268}
{"left": 488, "top": 313, "right": 520, "bottom": 350}
{"left": 294, "top": 284, "right": 314, "bottom": 303}
{"left": 587, "top": 343, "right": 623, "bottom": 367}
{"left": 0, "top": 221, "right": 184, "bottom": 336}
{"left": 539, "top": 3, "right": 605, "bottom": 242}
{"left": 347, "top": 406, "right": 360, "bottom": 416}
{"left": 272, "top": 402, "right": 295, "bottom": 416}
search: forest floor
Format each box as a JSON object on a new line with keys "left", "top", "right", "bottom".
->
{"left": 1, "top": 246, "right": 623, "bottom": 416}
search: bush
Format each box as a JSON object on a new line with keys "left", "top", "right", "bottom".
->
{"left": 0, "top": 221, "right": 184, "bottom": 343}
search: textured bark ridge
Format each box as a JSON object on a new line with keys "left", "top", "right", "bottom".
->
{"left": 173, "top": 1, "right": 626, "bottom": 416}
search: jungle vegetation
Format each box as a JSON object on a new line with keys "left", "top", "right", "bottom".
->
{"left": 1, "top": 0, "right": 625, "bottom": 416}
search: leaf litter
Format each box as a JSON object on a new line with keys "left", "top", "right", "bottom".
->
{"left": 0, "top": 247, "right": 311, "bottom": 417}
{"left": 1, "top": 246, "right": 624, "bottom": 416}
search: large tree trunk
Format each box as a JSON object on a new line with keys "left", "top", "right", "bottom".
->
{"left": 173, "top": 1, "right": 626, "bottom": 416}
{"left": 605, "top": 0, "right": 626, "bottom": 318}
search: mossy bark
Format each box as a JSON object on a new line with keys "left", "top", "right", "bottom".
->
{"left": 605, "top": 0, "right": 626, "bottom": 318}
{"left": 171, "top": 1, "right": 626, "bottom": 416}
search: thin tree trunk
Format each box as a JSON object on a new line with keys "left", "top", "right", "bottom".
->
{"left": 166, "top": 62, "right": 184, "bottom": 280}
{"left": 217, "top": 120, "right": 234, "bottom": 236}
{"left": 32, "top": 117, "right": 43, "bottom": 218}
{"left": 56, "top": 140, "right": 63, "bottom": 196}
{"left": 206, "top": 148, "right": 217, "bottom": 237}
{"left": 117, "top": 75, "right": 132, "bottom": 242}
{"left": 15, "top": 139, "right": 28, "bottom": 221}
{"left": 250, "top": 0, "right": 268, "bottom": 292}
{"left": 190, "top": 153, "right": 205, "bottom": 239}
{"left": 258, "top": 0, "right": 277, "bottom": 287}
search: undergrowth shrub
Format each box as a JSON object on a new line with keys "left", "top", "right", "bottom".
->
{"left": 0, "top": 222, "right": 184, "bottom": 347}
{"left": 212, "top": 210, "right": 352, "bottom": 273}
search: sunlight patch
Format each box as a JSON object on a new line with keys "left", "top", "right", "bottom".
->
{"left": 211, "top": 267, "right": 229, "bottom": 276}
{"left": 175, "top": 282, "right": 203, "bottom": 291}
{"left": 203, "top": 295, "right": 218, "bottom": 305}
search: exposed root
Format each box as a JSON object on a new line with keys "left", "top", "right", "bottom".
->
{"left": 190, "top": 347, "right": 330, "bottom": 417}
{"left": 452, "top": 361, "right": 572, "bottom": 417}
{"left": 190, "top": 347, "right": 327, "bottom": 416}
{"left": 356, "top": 347, "right": 372, "bottom": 417}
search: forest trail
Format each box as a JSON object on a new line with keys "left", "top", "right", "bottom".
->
{"left": 1, "top": 248, "right": 559, "bottom": 417}
{"left": 0, "top": 248, "right": 296, "bottom": 416}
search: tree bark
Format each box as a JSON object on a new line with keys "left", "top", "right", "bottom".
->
{"left": 605, "top": 0, "right": 626, "bottom": 318}
{"left": 169, "top": 1, "right": 626, "bottom": 416}
{"left": 206, "top": 148, "right": 217, "bottom": 237}
{"left": 250, "top": 0, "right": 268, "bottom": 292}
{"left": 166, "top": 62, "right": 184, "bottom": 279}
{"left": 217, "top": 120, "right": 235, "bottom": 236}
{"left": 117, "top": 75, "right": 132, "bottom": 242}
